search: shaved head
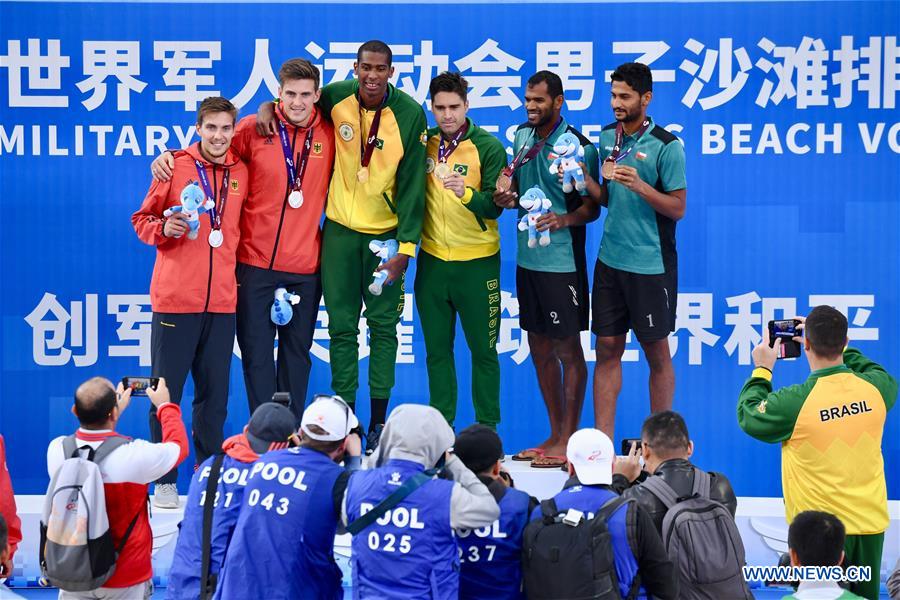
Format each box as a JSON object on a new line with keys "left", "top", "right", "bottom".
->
{"left": 74, "top": 377, "right": 117, "bottom": 427}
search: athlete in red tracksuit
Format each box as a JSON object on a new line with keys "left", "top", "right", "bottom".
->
{"left": 132, "top": 97, "right": 248, "bottom": 502}
{"left": 229, "top": 82, "right": 334, "bottom": 423}
{"left": 149, "top": 60, "right": 335, "bottom": 426}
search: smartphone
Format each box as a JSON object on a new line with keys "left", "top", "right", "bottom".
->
{"left": 621, "top": 438, "right": 642, "bottom": 455}
{"left": 768, "top": 319, "right": 802, "bottom": 359}
{"left": 121, "top": 376, "right": 159, "bottom": 396}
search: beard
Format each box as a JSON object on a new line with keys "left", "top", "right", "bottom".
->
{"left": 616, "top": 106, "right": 642, "bottom": 124}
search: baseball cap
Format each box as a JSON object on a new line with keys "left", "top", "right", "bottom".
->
{"left": 246, "top": 402, "right": 297, "bottom": 454}
{"left": 453, "top": 424, "right": 504, "bottom": 474}
{"left": 300, "top": 395, "right": 359, "bottom": 441}
{"left": 566, "top": 428, "right": 615, "bottom": 485}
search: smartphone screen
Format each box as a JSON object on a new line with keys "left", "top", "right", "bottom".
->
{"left": 121, "top": 376, "right": 159, "bottom": 396}
{"left": 768, "top": 320, "right": 802, "bottom": 359}
{"left": 621, "top": 438, "right": 642, "bottom": 456}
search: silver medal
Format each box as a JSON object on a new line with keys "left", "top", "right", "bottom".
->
{"left": 208, "top": 229, "right": 224, "bottom": 248}
{"left": 288, "top": 190, "right": 304, "bottom": 209}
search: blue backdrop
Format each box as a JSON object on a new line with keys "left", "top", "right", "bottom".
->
{"left": 1, "top": 1, "right": 897, "bottom": 501}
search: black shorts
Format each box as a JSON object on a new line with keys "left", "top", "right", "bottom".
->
{"left": 517, "top": 266, "right": 589, "bottom": 338}
{"left": 591, "top": 259, "right": 677, "bottom": 342}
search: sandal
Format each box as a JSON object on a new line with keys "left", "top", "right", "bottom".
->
{"left": 530, "top": 455, "right": 567, "bottom": 469}
{"left": 512, "top": 447, "right": 545, "bottom": 461}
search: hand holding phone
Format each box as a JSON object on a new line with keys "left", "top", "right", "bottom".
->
{"left": 121, "top": 376, "right": 160, "bottom": 396}
{"left": 614, "top": 439, "right": 643, "bottom": 483}
{"left": 620, "top": 438, "right": 642, "bottom": 456}
{"left": 768, "top": 319, "right": 803, "bottom": 359}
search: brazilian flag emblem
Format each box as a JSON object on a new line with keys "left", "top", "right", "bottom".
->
{"left": 375, "top": 138, "right": 385, "bottom": 150}
{"left": 453, "top": 163, "right": 468, "bottom": 176}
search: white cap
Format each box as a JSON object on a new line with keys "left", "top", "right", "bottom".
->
{"left": 300, "top": 395, "right": 359, "bottom": 441}
{"left": 566, "top": 428, "right": 615, "bottom": 485}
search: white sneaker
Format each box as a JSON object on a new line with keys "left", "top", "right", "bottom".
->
{"left": 153, "top": 483, "right": 180, "bottom": 509}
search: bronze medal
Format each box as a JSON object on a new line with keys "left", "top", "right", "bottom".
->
{"left": 357, "top": 166, "right": 369, "bottom": 183}
{"left": 495, "top": 173, "right": 512, "bottom": 193}
{"left": 601, "top": 159, "right": 616, "bottom": 181}
{"left": 434, "top": 162, "right": 452, "bottom": 180}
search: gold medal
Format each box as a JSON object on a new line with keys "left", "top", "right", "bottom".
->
{"left": 495, "top": 173, "right": 512, "bottom": 193}
{"left": 434, "top": 162, "right": 452, "bottom": 180}
{"left": 601, "top": 159, "right": 616, "bottom": 180}
{"left": 357, "top": 166, "right": 369, "bottom": 183}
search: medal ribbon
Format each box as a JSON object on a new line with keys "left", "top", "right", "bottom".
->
{"left": 503, "top": 117, "right": 562, "bottom": 177}
{"left": 608, "top": 119, "right": 651, "bottom": 164}
{"left": 437, "top": 121, "right": 468, "bottom": 164}
{"left": 277, "top": 106, "right": 316, "bottom": 192}
{"left": 194, "top": 160, "right": 229, "bottom": 231}
{"left": 359, "top": 91, "right": 388, "bottom": 169}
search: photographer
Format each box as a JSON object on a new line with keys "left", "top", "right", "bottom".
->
{"left": 47, "top": 376, "right": 189, "bottom": 599}
{"left": 341, "top": 404, "right": 500, "bottom": 599}
{"left": 215, "top": 395, "right": 361, "bottom": 600}
{"left": 738, "top": 306, "right": 897, "bottom": 600}
{"left": 166, "top": 401, "right": 297, "bottom": 599}
{"left": 453, "top": 425, "right": 537, "bottom": 600}
{"left": 612, "top": 411, "right": 737, "bottom": 533}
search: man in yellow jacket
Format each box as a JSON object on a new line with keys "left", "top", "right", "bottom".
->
{"left": 738, "top": 305, "right": 897, "bottom": 600}
{"left": 258, "top": 41, "right": 427, "bottom": 454}
{"left": 418, "top": 72, "right": 507, "bottom": 429}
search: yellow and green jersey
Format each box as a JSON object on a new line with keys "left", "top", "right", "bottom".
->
{"left": 737, "top": 348, "right": 897, "bottom": 534}
{"left": 422, "top": 118, "right": 506, "bottom": 261}
{"left": 319, "top": 80, "right": 427, "bottom": 257}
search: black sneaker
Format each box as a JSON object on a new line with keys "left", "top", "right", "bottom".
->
{"left": 365, "top": 424, "right": 384, "bottom": 456}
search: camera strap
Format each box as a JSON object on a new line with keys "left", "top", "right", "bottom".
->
{"left": 346, "top": 468, "right": 437, "bottom": 535}
{"left": 200, "top": 453, "right": 226, "bottom": 600}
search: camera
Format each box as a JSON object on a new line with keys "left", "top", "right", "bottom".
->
{"left": 768, "top": 319, "right": 802, "bottom": 359}
{"left": 272, "top": 392, "right": 292, "bottom": 407}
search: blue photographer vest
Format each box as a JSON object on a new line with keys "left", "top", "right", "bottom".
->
{"left": 346, "top": 459, "right": 458, "bottom": 600}
{"left": 458, "top": 486, "right": 531, "bottom": 600}
{"left": 167, "top": 454, "right": 254, "bottom": 600}
{"left": 214, "top": 448, "right": 344, "bottom": 600}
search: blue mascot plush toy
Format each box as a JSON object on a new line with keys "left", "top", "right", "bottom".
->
{"left": 270, "top": 287, "right": 301, "bottom": 326}
{"left": 518, "top": 187, "right": 553, "bottom": 248}
{"left": 164, "top": 182, "right": 215, "bottom": 240}
{"left": 368, "top": 239, "right": 399, "bottom": 296}
{"left": 548, "top": 132, "right": 586, "bottom": 193}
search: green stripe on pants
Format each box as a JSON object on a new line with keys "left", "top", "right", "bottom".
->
{"left": 844, "top": 532, "right": 884, "bottom": 599}
{"left": 322, "top": 219, "right": 405, "bottom": 405}
{"left": 415, "top": 250, "right": 501, "bottom": 426}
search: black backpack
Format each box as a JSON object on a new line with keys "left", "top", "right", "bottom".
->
{"left": 522, "top": 495, "right": 640, "bottom": 600}
{"left": 641, "top": 469, "right": 752, "bottom": 599}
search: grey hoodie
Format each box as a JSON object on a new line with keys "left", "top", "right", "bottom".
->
{"left": 341, "top": 404, "right": 500, "bottom": 529}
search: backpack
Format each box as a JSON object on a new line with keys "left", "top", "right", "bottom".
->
{"left": 39, "top": 435, "right": 143, "bottom": 592}
{"left": 641, "top": 469, "right": 752, "bottom": 600}
{"left": 522, "top": 495, "right": 641, "bottom": 600}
